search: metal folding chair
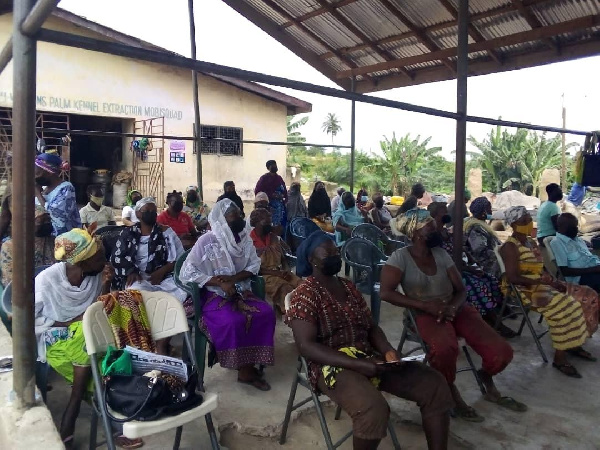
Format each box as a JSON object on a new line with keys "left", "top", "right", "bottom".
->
{"left": 82, "top": 291, "right": 220, "bottom": 450}
{"left": 280, "top": 293, "right": 401, "bottom": 450}
{"left": 341, "top": 237, "right": 387, "bottom": 324}
{"left": 493, "top": 246, "right": 549, "bottom": 363}
{"left": 397, "top": 309, "right": 486, "bottom": 395}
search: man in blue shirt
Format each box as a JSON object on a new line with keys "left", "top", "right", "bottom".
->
{"left": 537, "top": 183, "right": 563, "bottom": 245}
{"left": 550, "top": 213, "right": 600, "bottom": 292}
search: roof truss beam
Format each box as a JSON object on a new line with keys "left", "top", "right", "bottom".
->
{"left": 511, "top": 0, "right": 557, "bottom": 51}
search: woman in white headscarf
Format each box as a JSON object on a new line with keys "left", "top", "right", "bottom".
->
{"left": 180, "top": 199, "right": 276, "bottom": 391}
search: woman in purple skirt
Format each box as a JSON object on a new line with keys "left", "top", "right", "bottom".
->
{"left": 180, "top": 199, "right": 276, "bottom": 391}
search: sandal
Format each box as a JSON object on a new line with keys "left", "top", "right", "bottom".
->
{"left": 238, "top": 376, "right": 271, "bottom": 391}
{"left": 452, "top": 405, "right": 485, "bottom": 423}
{"left": 115, "top": 435, "right": 144, "bottom": 449}
{"left": 484, "top": 394, "right": 528, "bottom": 412}
{"left": 567, "top": 347, "right": 597, "bottom": 362}
{"left": 553, "top": 362, "right": 582, "bottom": 378}
{"left": 497, "top": 324, "right": 518, "bottom": 339}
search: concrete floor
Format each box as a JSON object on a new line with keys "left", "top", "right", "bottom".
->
{"left": 48, "top": 299, "right": 600, "bottom": 450}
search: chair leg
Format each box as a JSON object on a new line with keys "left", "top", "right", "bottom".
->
{"left": 194, "top": 330, "right": 208, "bottom": 392}
{"left": 91, "top": 357, "right": 116, "bottom": 450}
{"left": 35, "top": 361, "right": 48, "bottom": 403}
{"left": 89, "top": 408, "right": 98, "bottom": 450}
{"left": 334, "top": 404, "right": 342, "bottom": 420}
{"left": 537, "top": 313, "right": 544, "bottom": 324}
{"left": 462, "top": 346, "right": 486, "bottom": 395}
{"left": 520, "top": 308, "right": 549, "bottom": 363}
{"left": 396, "top": 321, "right": 408, "bottom": 354}
{"left": 205, "top": 413, "right": 220, "bottom": 450}
{"left": 173, "top": 426, "right": 183, "bottom": 450}
{"left": 387, "top": 420, "right": 401, "bottom": 450}
{"left": 495, "top": 296, "right": 508, "bottom": 330}
{"left": 311, "top": 390, "right": 335, "bottom": 450}
{"left": 279, "top": 372, "right": 300, "bottom": 445}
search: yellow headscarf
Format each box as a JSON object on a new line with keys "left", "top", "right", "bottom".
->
{"left": 54, "top": 228, "right": 99, "bottom": 264}
{"left": 395, "top": 208, "right": 433, "bottom": 240}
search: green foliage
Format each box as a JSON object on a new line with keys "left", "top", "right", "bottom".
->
{"left": 468, "top": 124, "right": 577, "bottom": 194}
{"left": 321, "top": 113, "right": 342, "bottom": 144}
{"left": 287, "top": 115, "right": 309, "bottom": 146}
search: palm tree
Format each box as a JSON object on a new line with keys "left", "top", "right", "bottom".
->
{"left": 372, "top": 132, "right": 442, "bottom": 195}
{"left": 321, "top": 113, "right": 342, "bottom": 144}
{"left": 287, "top": 115, "right": 309, "bottom": 145}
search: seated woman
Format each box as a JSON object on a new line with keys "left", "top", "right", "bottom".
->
{"left": 333, "top": 192, "right": 365, "bottom": 246}
{"left": 463, "top": 197, "right": 502, "bottom": 278}
{"left": 428, "top": 202, "right": 515, "bottom": 338}
{"left": 249, "top": 208, "right": 301, "bottom": 314}
{"left": 370, "top": 192, "right": 392, "bottom": 233}
{"left": 287, "top": 230, "right": 453, "bottom": 450}
{"left": 308, "top": 182, "right": 333, "bottom": 232}
{"left": 157, "top": 190, "right": 199, "bottom": 249}
{"left": 34, "top": 229, "right": 114, "bottom": 447}
{"left": 183, "top": 185, "right": 210, "bottom": 233}
{"left": 180, "top": 199, "right": 276, "bottom": 391}
{"left": 121, "top": 190, "right": 143, "bottom": 226}
{"left": 254, "top": 191, "right": 271, "bottom": 210}
{"left": 111, "top": 197, "right": 186, "bottom": 303}
{"left": 500, "top": 206, "right": 596, "bottom": 378}
{"left": 380, "top": 209, "right": 524, "bottom": 423}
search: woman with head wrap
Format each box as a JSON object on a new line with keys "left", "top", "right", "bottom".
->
{"left": 286, "top": 182, "right": 308, "bottom": 221}
{"left": 111, "top": 197, "right": 187, "bottom": 322}
{"left": 35, "top": 229, "right": 113, "bottom": 447}
{"left": 286, "top": 230, "right": 453, "bottom": 449}
{"left": 183, "top": 185, "right": 210, "bottom": 232}
{"left": 34, "top": 152, "right": 80, "bottom": 235}
{"left": 255, "top": 160, "right": 288, "bottom": 229}
{"left": 462, "top": 197, "right": 502, "bottom": 277}
{"left": 249, "top": 208, "right": 301, "bottom": 313}
{"left": 308, "top": 181, "right": 332, "bottom": 219}
{"left": 180, "top": 199, "right": 276, "bottom": 391}
{"left": 380, "top": 208, "right": 523, "bottom": 422}
{"left": 254, "top": 191, "right": 270, "bottom": 210}
{"left": 500, "top": 206, "right": 596, "bottom": 378}
{"left": 217, "top": 181, "right": 245, "bottom": 217}
{"left": 121, "top": 190, "right": 143, "bottom": 226}
{"left": 427, "top": 202, "right": 515, "bottom": 338}
{"left": 370, "top": 192, "right": 393, "bottom": 233}
{"left": 332, "top": 192, "right": 365, "bottom": 246}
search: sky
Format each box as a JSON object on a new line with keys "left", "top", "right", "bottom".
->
{"left": 59, "top": 0, "right": 599, "bottom": 159}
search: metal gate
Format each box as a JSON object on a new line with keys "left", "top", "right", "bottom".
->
{"left": 132, "top": 117, "right": 165, "bottom": 203}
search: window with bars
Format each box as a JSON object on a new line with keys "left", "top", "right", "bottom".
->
{"left": 198, "top": 125, "right": 243, "bottom": 156}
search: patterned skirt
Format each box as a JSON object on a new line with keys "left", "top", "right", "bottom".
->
{"left": 462, "top": 272, "right": 502, "bottom": 316}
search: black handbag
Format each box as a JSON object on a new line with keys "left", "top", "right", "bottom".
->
{"left": 582, "top": 132, "right": 600, "bottom": 187}
{"left": 104, "top": 367, "right": 203, "bottom": 422}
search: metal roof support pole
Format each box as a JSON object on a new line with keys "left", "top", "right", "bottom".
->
{"left": 453, "top": 0, "right": 469, "bottom": 266}
{"left": 0, "top": 37, "right": 13, "bottom": 75}
{"left": 350, "top": 77, "right": 356, "bottom": 193}
{"left": 188, "top": 0, "right": 203, "bottom": 198}
{"left": 12, "top": 0, "right": 38, "bottom": 408}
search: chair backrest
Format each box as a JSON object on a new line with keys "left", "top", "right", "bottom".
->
{"left": 493, "top": 244, "right": 507, "bottom": 276}
{"left": 342, "top": 237, "right": 386, "bottom": 267}
{"left": 82, "top": 291, "right": 189, "bottom": 355}
{"left": 1, "top": 264, "right": 52, "bottom": 315}
{"left": 352, "top": 223, "right": 386, "bottom": 246}
{"left": 542, "top": 236, "right": 561, "bottom": 279}
{"left": 289, "top": 217, "right": 320, "bottom": 239}
{"left": 173, "top": 249, "right": 193, "bottom": 295}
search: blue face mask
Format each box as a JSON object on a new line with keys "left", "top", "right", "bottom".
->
{"left": 361, "top": 196, "right": 368, "bottom": 202}
{"left": 486, "top": 214, "right": 493, "bottom": 220}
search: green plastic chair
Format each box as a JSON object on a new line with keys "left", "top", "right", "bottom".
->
{"left": 174, "top": 250, "right": 266, "bottom": 390}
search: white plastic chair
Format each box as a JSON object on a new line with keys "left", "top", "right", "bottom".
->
{"left": 542, "top": 236, "right": 563, "bottom": 280}
{"left": 82, "top": 291, "right": 220, "bottom": 450}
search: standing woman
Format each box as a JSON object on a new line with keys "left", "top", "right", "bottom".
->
{"left": 180, "top": 199, "right": 276, "bottom": 391}
{"left": 286, "top": 182, "right": 308, "bottom": 221}
{"left": 255, "top": 160, "right": 288, "bottom": 230}
{"left": 34, "top": 153, "right": 80, "bottom": 235}
{"left": 333, "top": 192, "right": 365, "bottom": 246}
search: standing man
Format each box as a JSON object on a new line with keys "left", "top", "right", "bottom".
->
{"left": 255, "top": 160, "right": 288, "bottom": 230}
{"left": 537, "top": 183, "right": 563, "bottom": 245}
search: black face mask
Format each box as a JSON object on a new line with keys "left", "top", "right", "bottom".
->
{"left": 35, "top": 222, "right": 54, "bottom": 237}
{"left": 374, "top": 200, "right": 384, "bottom": 208}
{"left": 425, "top": 231, "right": 444, "bottom": 248}
{"left": 229, "top": 217, "right": 246, "bottom": 234}
{"left": 141, "top": 211, "right": 157, "bottom": 226}
{"left": 172, "top": 201, "right": 184, "bottom": 213}
{"left": 131, "top": 197, "right": 142, "bottom": 206}
{"left": 345, "top": 200, "right": 355, "bottom": 209}
{"left": 441, "top": 214, "right": 452, "bottom": 225}
{"left": 262, "top": 224, "right": 273, "bottom": 235}
{"left": 35, "top": 175, "right": 50, "bottom": 185}
{"left": 223, "top": 191, "right": 236, "bottom": 199}
{"left": 321, "top": 255, "right": 343, "bottom": 276}
{"left": 187, "top": 194, "right": 198, "bottom": 204}
{"left": 564, "top": 225, "right": 578, "bottom": 239}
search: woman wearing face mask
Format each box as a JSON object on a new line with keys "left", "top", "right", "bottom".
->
{"left": 380, "top": 209, "right": 523, "bottom": 422}
{"left": 255, "top": 160, "right": 288, "bottom": 230}
{"left": 180, "top": 199, "right": 276, "bottom": 391}
{"left": 500, "top": 206, "right": 596, "bottom": 378}
{"left": 463, "top": 197, "right": 503, "bottom": 278}
{"left": 333, "top": 192, "right": 366, "bottom": 246}
{"left": 287, "top": 230, "right": 454, "bottom": 450}
{"left": 121, "top": 190, "right": 143, "bottom": 226}
{"left": 157, "top": 190, "right": 199, "bottom": 249}
{"left": 183, "top": 185, "right": 210, "bottom": 232}
{"left": 79, "top": 185, "right": 116, "bottom": 229}
{"left": 428, "top": 203, "right": 514, "bottom": 337}
{"left": 308, "top": 181, "right": 334, "bottom": 233}
{"left": 34, "top": 152, "right": 81, "bottom": 235}
{"left": 249, "top": 208, "right": 301, "bottom": 314}
{"left": 111, "top": 197, "right": 186, "bottom": 302}
{"left": 370, "top": 193, "right": 392, "bottom": 233}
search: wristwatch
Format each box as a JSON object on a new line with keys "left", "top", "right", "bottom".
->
{"left": 234, "top": 283, "right": 244, "bottom": 296}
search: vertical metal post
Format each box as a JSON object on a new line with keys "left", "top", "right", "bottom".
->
{"left": 188, "top": 0, "right": 203, "bottom": 198}
{"left": 453, "top": 0, "right": 469, "bottom": 266}
{"left": 350, "top": 77, "right": 356, "bottom": 193}
{"left": 561, "top": 95, "right": 567, "bottom": 191}
{"left": 12, "top": 0, "right": 37, "bottom": 407}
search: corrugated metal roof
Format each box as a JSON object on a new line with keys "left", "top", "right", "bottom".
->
{"left": 224, "top": 0, "right": 600, "bottom": 93}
